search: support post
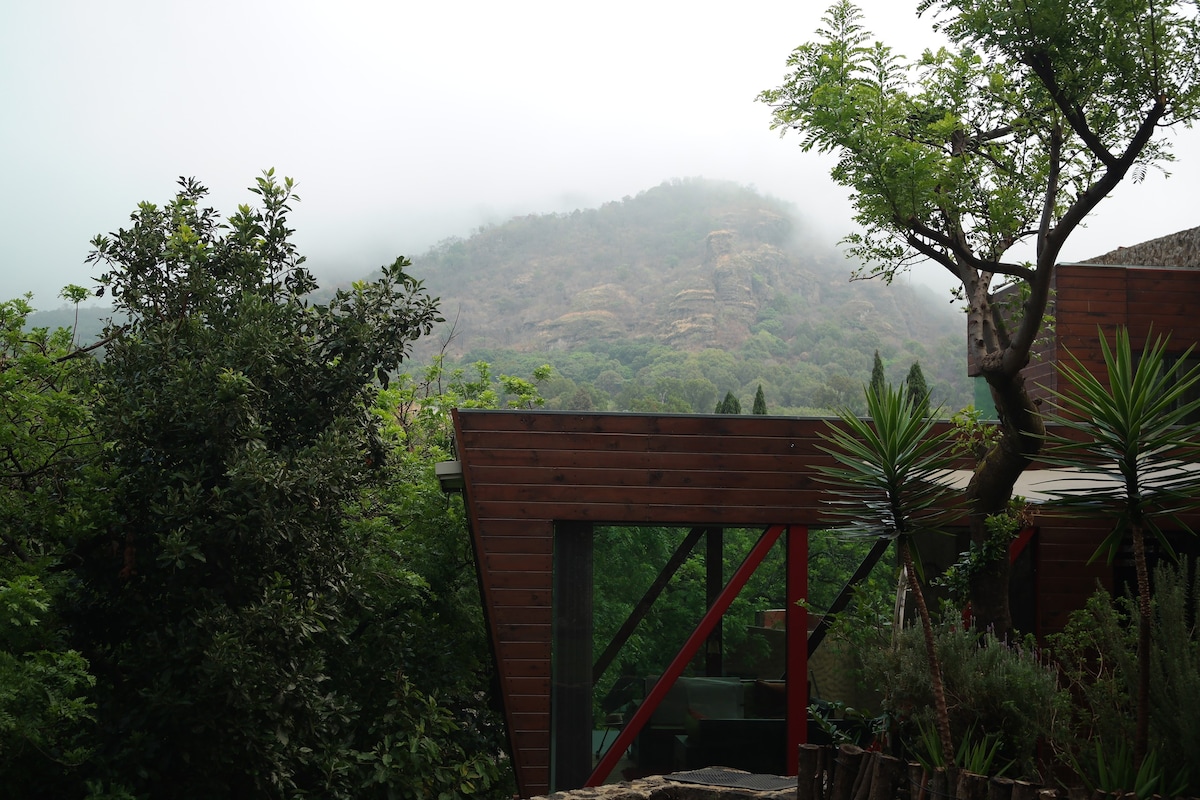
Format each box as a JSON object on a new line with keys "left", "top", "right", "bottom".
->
{"left": 706, "top": 527, "right": 724, "bottom": 676}
{"left": 787, "top": 525, "right": 809, "bottom": 775}
{"left": 553, "top": 521, "right": 593, "bottom": 791}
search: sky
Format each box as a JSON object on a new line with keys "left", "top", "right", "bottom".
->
{"left": 3, "top": 0, "right": 1198, "bottom": 308}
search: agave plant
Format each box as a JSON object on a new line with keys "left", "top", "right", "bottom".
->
{"left": 1042, "top": 327, "right": 1200, "bottom": 766}
{"left": 818, "top": 385, "right": 961, "bottom": 767}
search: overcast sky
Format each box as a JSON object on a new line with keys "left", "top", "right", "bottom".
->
{"left": 3, "top": 0, "right": 1198, "bottom": 308}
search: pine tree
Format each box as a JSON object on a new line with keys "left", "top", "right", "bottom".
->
{"left": 870, "top": 350, "right": 886, "bottom": 400}
{"left": 752, "top": 384, "right": 767, "bottom": 415}
{"left": 716, "top": 391, "right": 741, "bottom": 414}
{"left": 906, "top": 361, "right": 930, "bottom": 412}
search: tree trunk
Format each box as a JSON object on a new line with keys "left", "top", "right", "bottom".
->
{"left": 901, "top": 538, "right": 955, "bottom": 768}
{"left": 966, "top": 363, "right": 1046, "bottom": 639}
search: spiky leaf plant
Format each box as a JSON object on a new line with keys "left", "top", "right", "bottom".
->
{"left": 1042, "top": 327, "right": 1200, "bottom": 766}
{"left": 818, "top": 385, "right": 961, "bottom": 768}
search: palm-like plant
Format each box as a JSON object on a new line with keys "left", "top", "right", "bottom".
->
{"left": 1042, "top": 327, "right": 1200, "bottom": 766}
{"left": 818, "top": 385, "right": 961, "bottom": 767}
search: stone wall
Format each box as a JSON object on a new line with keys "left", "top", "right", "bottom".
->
{"left": 526, "top": 771, "right": 795, "bottom": 800}
{"left": 1081, "top": 225, "right": 1200, "bottom": 267}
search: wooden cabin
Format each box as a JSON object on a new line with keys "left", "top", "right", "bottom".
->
{"left": 449, "top": 227, "right": 1200, "bottom": 798}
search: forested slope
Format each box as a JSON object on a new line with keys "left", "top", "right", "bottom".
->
{"left": 403, "top": 178, "right": 972, "bottom": 414}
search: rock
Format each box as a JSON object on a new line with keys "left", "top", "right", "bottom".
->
{"left": 524, "top": 770, "right": 796, "bottom": 800}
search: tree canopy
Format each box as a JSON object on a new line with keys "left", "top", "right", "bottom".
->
{"left": 761, "top": 0, "right": 1200, "bottom": 634}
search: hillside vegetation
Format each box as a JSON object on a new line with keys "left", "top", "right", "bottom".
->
{"left": 405, "top": 178, "right": 972, "bottom": 414}
{"left": 25, "top": 179, "right": 974, "bottom": 415}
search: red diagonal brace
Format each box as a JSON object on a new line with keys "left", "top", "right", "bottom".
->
{"left": 586, "top": 524, "right": 788, "bottom": 786}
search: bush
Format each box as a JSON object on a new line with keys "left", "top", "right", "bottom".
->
{"left": 1048, "top": 564, "right": 1200, "bottom": 795}
{"left": 869, "top": 616, "right": 1061, "bottom": 779}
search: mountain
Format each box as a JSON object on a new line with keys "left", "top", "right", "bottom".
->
{"left": 403, "top": 178, "right": 972, "bottom": 414}
{"left": 20, "top": 179, "right": 975, "bottom": 414}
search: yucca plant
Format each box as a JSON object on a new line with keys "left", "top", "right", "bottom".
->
{"left": 1042, "top": 327, "right": 1200, "bottom": 766}
{"left": 818, "top": 385, "right": 961, "bottom": 767}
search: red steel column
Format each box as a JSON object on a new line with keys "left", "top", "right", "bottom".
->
{"left": 786, "top": 525, "right": 809, "bottom": 774}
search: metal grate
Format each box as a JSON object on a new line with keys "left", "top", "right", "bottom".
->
{"left": 666, "top": 769, "right": 796, "bottom": 792}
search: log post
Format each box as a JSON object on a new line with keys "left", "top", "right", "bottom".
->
{"left": 852, "top": 751, "right": 876, "bottom": 800}
{"left": 798, "top": 744, "right": 824, "bottom": 800}
{"left": 832, "top": 744, "right": 866, "bottom": 800}
{"left": 987, "top": 775, "right": 1015, "bottom": 800}
{"left": 956, "top": 771, "right": 989, "bottom": 800}
{"left": 867, "top": 753, "right": 906, "bottom": 800}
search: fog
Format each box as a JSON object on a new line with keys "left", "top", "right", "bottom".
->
{"left": 3, "top": 0, "right": 1196, "bottom": 308}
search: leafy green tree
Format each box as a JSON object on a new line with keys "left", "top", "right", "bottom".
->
{"left": 870, "top": 350, "right": 886, "bottom": 400}
{"left": 1, "top": 291, "right": 107, "bottom": 794}
{"left": 817, "top": 385, "right": 961, "bottom": 765}
{"left": 752, "top": 384, "right": 768, "bottom": 415}
{"left": 1042, "top": 328, "right": 1200, "bottom": 765}
{"left": 71, "top": 173, "right": 454, "bottom": 797}
{"left": 761, "top": 0, "right": 1200, "bottom": 635}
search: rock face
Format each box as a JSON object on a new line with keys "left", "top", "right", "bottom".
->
{"left": 526, "top": 772, "right": 796, "bottom": 800}
{"left": 1081, "top": 225, "right": 1200, "bottom": 267}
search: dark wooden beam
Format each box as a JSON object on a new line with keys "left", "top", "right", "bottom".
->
{"left": 592, "top": 526, "right": 705, "bottom": 686}
{"left": 553, "top": 521, "right": 593, "bottom": 791}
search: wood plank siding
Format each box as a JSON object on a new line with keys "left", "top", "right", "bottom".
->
{"left": 1037, "top": 263, "right": 1200, "bottom": 403}
{"left": 453, "top": 410, "right": 840, "bottom": 796}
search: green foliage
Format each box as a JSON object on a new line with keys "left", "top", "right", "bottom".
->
{"left": 1042, "top": 328, "right": 1200, "bottom": 563}
{"left": 752, "top": 384, "right": 767, "bottom": 415}
{"left": 817, "top": 386, "right": 959, "bottom": 546}
{"left": 0, "top": 575, "right": 97, "bottom": 794}
{"left": 905, "top": 361, "right": 929, "bottom": 412}
{"left": 1, "top": 291, "right": 106, "bottom": 794}
{"left": 872, "top": 619, "right": 1061, "bottom": 779}
{"left": 762, "top": 0, "right": 1200, "bottom": 634}
{"left": 1043, "top": 327, "right": 1200, "bottom": 763}
{"left": 934, "top": 497, "right": 1031, "bottom": 606}
{"left": 1049, "top": 564, "right": 1200, "bottom": 795}
{"left": 869, "top": 350, "right": 885, "bottom": 400}
{"left": 913, "top": 719, "right": 1009, "bottom": 777}
{"left": 817, "top": 385, "right": 961, "bottom": 763}
{"left": 1087, "top": 741, "right": 1189, "bottom": 800}
{"left": 715, "top": 390, "right": 742, "bottom": 414}
{"left": 56, "top": 172, "right": 515, "bottom": 798}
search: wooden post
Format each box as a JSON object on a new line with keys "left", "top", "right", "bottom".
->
{"left": 552, "top": 521, "right": 593, "bottom": 791}
{"left": 867, "top": 753, "right": 906, "bottom": 800}
{"left": 987, "top": 775, "right": 1015, "bottom": 800}
{"left": 798, "top": 744, "right": 824, "bottom": 800}
{"left": 956, "top": 771, "right": 990, "bottom": 800}
{"left": 927, "top": 768, "right": 949, "bottom": 800}
{"left": 1011, "top": 780, "right": 1039, "bottom": 800}
{"left": 851, "top": 750, "right": 873, "bottom": 800}
{"left": 831, "top": 744, "right": 865, "bottom": 800}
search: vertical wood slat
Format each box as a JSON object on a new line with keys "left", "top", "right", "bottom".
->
{"left": 551, "top": 522, "right": 593, "bottom": 791}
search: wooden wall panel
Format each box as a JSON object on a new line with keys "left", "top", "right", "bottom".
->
{"left": 454, "top": 410, "right": 841, "bottom": 796}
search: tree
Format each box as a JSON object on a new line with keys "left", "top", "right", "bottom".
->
{"left": 752, "top": 383, "right": 768, "bottom": 414}
{"left": 817, "top": 385, "right": 961, "bottom": 767}
{"left": 0, "top": 291, "right": 105, "bottom": 795}
{"left": 760, "top": 0, "right": 1200, "bottom": 635}
{"left": 1042, "top": 328, "right": 1200, "bottom": 766}
{"left": 71, "top": 172, "right": 454, "bottom": 797}
{"left": 870, "top": 350, "right": 886, "bottom": 400}
{"left": 906, "top": 361, "right": 930, "bottom": 412}
{"left": 715, "top": 391, "right": 741, "bottom": 414}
